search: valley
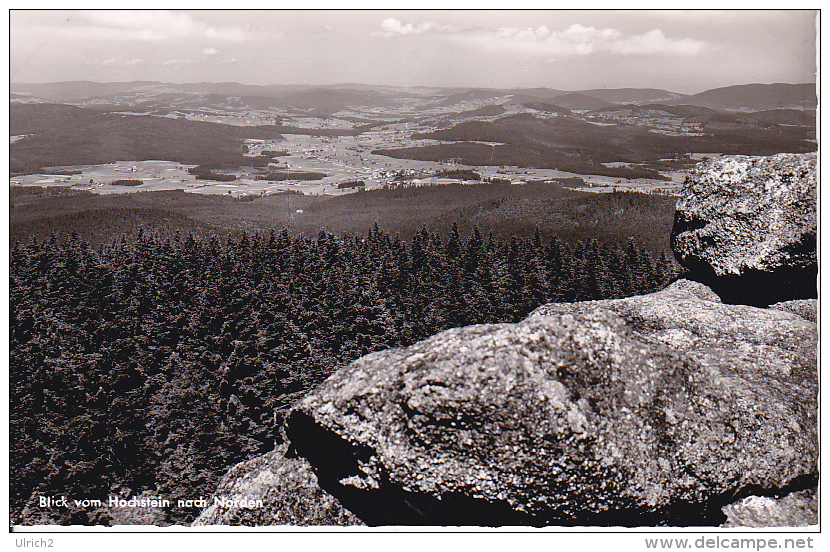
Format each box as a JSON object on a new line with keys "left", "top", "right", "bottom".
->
{"left": 10, "top": 81, "right": 816, "bottom": 200}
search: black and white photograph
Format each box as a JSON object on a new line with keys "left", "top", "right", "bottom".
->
{"left": 7, "top": 6, "right": 819, "bottom": 542}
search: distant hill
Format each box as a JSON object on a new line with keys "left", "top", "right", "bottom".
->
{"left": 578, "top": 88, "right": 685, "bottom": 105}
{"left": 11, "top": 81, "right": 817, "bottom": 115}
{"left": 637, "top": 104, "right": 721, "bottom": 119}
{"left": 735, "top": 108, "right": 816, "bottom": 126}
{"left": 379, "top": 106, "right": 816, "bottom": 177}
{"left": 446, "top": 104, "right": 507, "bottom": 119}
{"left": 10, "top": 81, "right": 162, "bottom": 102}
{"left": 523, "top": 102, "right": 573, "bottom": 116}
{"left": 503, "top": 88, "right": 567, "bottom": 103}
{"left": 590, "top": 103, "right": 722, "bottom": 120}
{"left": 590, "top": 103, "right": 816, "bottom": 128}
{"left": 435, "top": 88, "right": 516, "bottom": 107}
{"left": 695, "top": 109, "right": 817, "bottom": 128}
{"left": 547, "top": 93, "right": 615, "bottom": 111}
{"left": 10, "top": 81, "right": 310, "bottom": 102}
{"left": 175, "top": 81, "right": 299, "bottom": 97}
{"left": 667, "top": 83, "right": 816, "bottom": 110}
{"left": 389, "top": 114, "right": 678, "bottom": 178}
{"left": 9, "top": 103, "right": 282, "bottom": 173}
{"left": 278, "top": 87, "right": 401, "bottom": 113}
{"left": 10, "top": 93, "right": 51, "bottom": 104}
{"left": 589, "top": 104, "right": 654, "bottom": 115}
{"left": 10, "top": 81, "right": 429, "bottom": 117}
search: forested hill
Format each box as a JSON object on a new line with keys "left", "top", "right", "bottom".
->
{"left": 8, "top": 103, "right": 284, "bottom": 174}
{"left": 10, "top": 225, "right": 678, "bottom": 525}
{"left": 11, "top": 183, "right": 680, "bottom": 255}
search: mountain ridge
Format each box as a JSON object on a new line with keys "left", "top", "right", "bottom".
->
{"left": 11, "top": 81, "right": 816, "bottom": 111}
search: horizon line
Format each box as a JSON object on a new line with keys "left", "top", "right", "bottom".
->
{"left": 9, "top": 79, "right": 819, "bottom": 97}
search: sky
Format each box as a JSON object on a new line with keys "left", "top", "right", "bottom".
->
{"left": 8, "top": 9, "right": 818, "bottom": 94}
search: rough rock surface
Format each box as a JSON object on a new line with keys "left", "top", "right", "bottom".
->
{"left": 769, "top": 299, "right": 817, "bottom": 323}
{"left": 193, "top": 442, "right": 362, "bottom": 526}
{"left": 199, "top": 153, "right": 817, "bottom": 527}
{"left": 285, "top": 280, "right": 817, "bottom": 526}
{"left": 670, "top": 153, "right": 816, "bottom": 305}
{"left": 722, "top": 488, "right": 817, "bottom": 528}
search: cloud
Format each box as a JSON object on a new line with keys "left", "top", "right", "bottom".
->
{"left": 373, "top": 18, "right": 458, "bottom": 37}
{"left": 77, "top": 10, "right": 249, "bottom": 42}
{"left": 610, "top": 29, "right": 703, "bottom": 56}
{"left": 373, "top": 18, "right": 703, "bottom": 58}
{"left": 162, "top": 58, "right": 195, "bottom": 66}
{"left": 90, "top": 58, "right": 143, "bottom": 66}
{"left": 89, "top": 56, "right": 236, "bottom": 67}
{"left": 461, "top": 23, "right": 704, "bottom": 57}
{"left": 202, "top": 47, "right": 220, "bottom": 56}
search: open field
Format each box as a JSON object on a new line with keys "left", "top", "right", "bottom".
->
{"left": 11, "top": 131, "right": 687, "bottom": 199}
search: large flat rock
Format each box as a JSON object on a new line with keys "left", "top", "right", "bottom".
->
{"left": 285, "top": 280, "right": 817, "bottom": 526}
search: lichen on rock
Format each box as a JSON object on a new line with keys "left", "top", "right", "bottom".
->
{"left": 670, "top": 153, "right": 816, "bottom": 305}
{"left": 284, "top": 280, "right": 816, "bottom": 526}
{"left": 197, "top": 152, "right": 818, "bottom": 527}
